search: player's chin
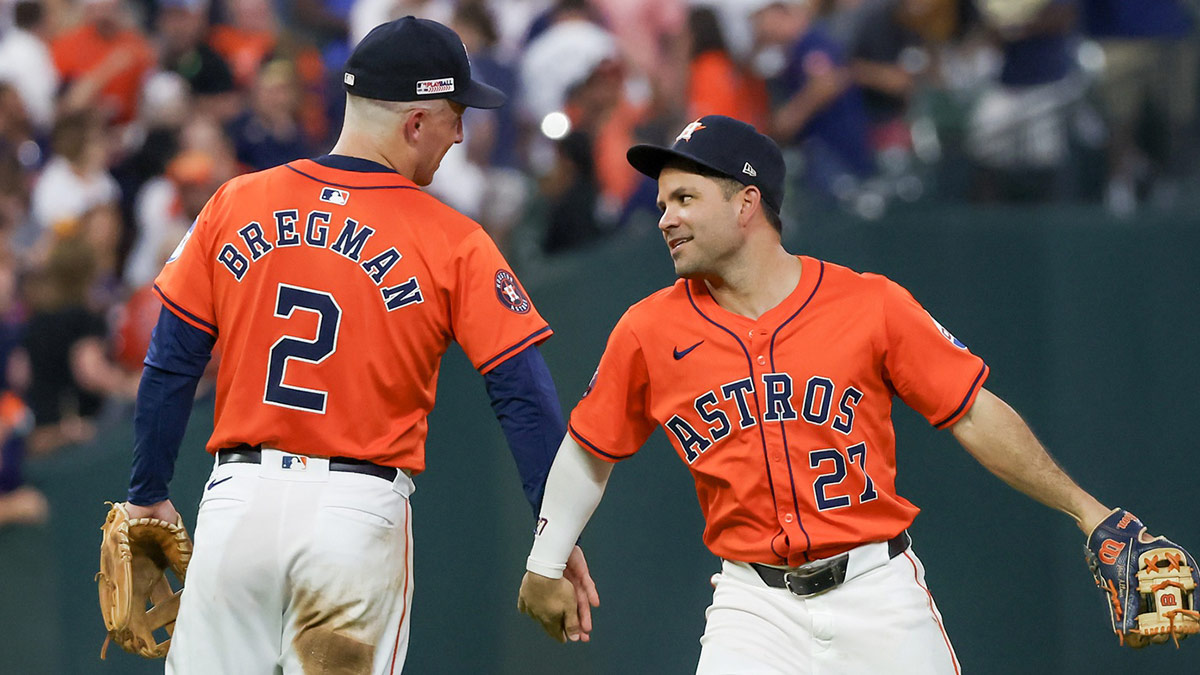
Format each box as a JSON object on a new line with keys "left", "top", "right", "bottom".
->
{"left": 413, "top": 168, "right": 435, "bottom": 187}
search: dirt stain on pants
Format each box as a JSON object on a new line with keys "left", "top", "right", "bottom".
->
{"left": 292, "top": 587, "right": 376, "bottom": 675}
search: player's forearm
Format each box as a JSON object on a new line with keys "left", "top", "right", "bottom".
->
{"left": 484, "top": 345, "right": 566, "bottom": 517}
{"left": 129, "top": 308, "right": 215, "bottom": 506}
{"left": 526, "top": 434, "right": 613, "bottom": 578}
{"left": 950, "top": 388, "right": 1109, "bottom": 533}
{"left": 129, "top": 364, "right": 202, "bottom": 505}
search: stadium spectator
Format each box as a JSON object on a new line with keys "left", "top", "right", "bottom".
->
{"left": 226, "top": 58, "right": 314, "bottom": 171}
{"left": 156, "top": 0, "right": 239, "bottom": 120}
{"left": 124, "top": 148, "right": 221, "bottom": 288}
{"left": 29, "top": 112, "right": 120, "bottom": 246}
{"left": 208, "top": 0, "right": 280, "bottom": 90}
{"left": 20, "top": 230, "right": 136, "bottom": 455}
{"left": 1081, "top": 0, "right": 1198, "bottom": 214}
{"left": 51, "top": 0, "right": 155, "bottom": 125}
{"left": 751, "top": 0, "right": 876, "bottom": 200}
{"left": 590, "top": 0, "right": 689, "bottom": 124}
{"left": 685, "top": 5, "right": 768, "bottom": 128}
{"left": 0, "top": 0, "right": 59, "bottom": 133}
{"left": 426, "top": 1, "right": 526, "bottom": 247}
{"left": 0, "top": 256, "right": 43, "bottom": 528}
{"left": 828, "top": 0, "right": 928, "bottom": 153}
{"left": 967, "top": 0, "right": 1080, "bottom": 202}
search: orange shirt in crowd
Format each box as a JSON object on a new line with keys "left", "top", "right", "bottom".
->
{"left": 51, "top": 23, "right": 155, "bottom": 124}
{"left": 688, "top": 50, "right": 769, "bottom": 130}
{"left": 209, "top": 25, "right": 277, "bottom": 90}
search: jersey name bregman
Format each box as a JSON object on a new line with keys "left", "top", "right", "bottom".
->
{"left": 668, "top": 373, "right": 863, "bottom": 463}
{"left": 214, "top": 209, "right": 423, "bottom": 311}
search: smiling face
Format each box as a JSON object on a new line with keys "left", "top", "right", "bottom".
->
{"left": 655, "top": 166, "right": 747, "bottom": 280}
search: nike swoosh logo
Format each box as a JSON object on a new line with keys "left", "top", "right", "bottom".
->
{"left": 206, "top": 476, "right": 232, "bottom": 490}
{"left": 673, "top": 341, "right": 704, "bottom": 360}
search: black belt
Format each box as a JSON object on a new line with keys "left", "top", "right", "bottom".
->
{"left": 750, "top": 530, "right": 912, "bottom": 597}
{"left": 218, "top": 445, "right": 399, "bottom": 482}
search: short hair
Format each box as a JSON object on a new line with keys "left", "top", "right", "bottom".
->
{"left": 662, "top": 157, "right": 783, "bottom": 233}
{"left": 343, "top": 93, "right": 441, "bottom": 129}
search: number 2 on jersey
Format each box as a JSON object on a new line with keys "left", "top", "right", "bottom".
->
{"left": 264, "top": 283, "right": 342, "bottom": 413}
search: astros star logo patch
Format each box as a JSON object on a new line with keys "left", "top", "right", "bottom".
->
{"left": 676, "top": 121, "right": 706, "bottom": 142}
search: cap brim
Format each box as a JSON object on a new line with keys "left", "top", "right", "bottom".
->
{"left": 627, "top": 144, "right": 731, "bottom": 181}
{"left": 450, "top": 79, "right": 507, "bottom": 109}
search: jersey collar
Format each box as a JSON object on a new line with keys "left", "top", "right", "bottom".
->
{"left": 688, "top": 255, "right": 823, "bottom": 329}
{"left": 313, "top": 154, "right": 396, "bottom": 173}
{"left": 286, "top": 155, "right": 419, "bottom": 190}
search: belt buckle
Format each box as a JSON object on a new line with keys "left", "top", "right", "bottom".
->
{"left": 782, "top": 554, "right": 848, "bottom": 597}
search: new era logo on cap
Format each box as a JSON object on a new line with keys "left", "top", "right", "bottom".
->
{"left": 344, "top": 73, "right": 355, "bottom": 86}
{"left": 416, "top": 77, "right": 455, "bottom": 95}
{"left": 743, "top": 162, "right": 757, "bottom": 177}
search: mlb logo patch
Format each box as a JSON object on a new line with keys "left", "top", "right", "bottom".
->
{"left": 280, "top": 455, "right": 308, "bottom": 471}
{"left": 416, "top": 78, "right": 455, "bottom": 95}
{"left": 320, "top": 187, "right": 349, "bottom": 205}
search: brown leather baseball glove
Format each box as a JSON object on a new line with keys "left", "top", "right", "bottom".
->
{"left": 96, "top": 501, "right": 192, "bottom": 659}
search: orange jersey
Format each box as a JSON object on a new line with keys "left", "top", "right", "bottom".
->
{"left": 568, "top": 257, "right": 987, "bottom": 566}
{"left": 154, "top": 157, "right": 551, "bottom": 472}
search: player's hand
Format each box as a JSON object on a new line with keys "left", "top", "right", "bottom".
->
{"left": 518, "top": 571, "right": 583, "bottom": 643}
{"left": 563, "top": 545, "right": 600, "bottom": 642}
{"left": 125, "top": 499, "right": 180, "bottom": 524}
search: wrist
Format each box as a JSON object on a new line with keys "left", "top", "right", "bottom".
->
{"left": 526, "top": 556, "right": 566, "bottom": 579}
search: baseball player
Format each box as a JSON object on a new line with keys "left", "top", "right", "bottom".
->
{"left": 120, "top": 17, "right": 597, "bottom": 674}
{"left": 516, "top": 115, "right": 1141, "bottom": 671}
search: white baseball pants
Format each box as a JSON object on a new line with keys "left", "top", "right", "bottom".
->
{"left": 166, "top": 450, "right": 416, "bottom": 674}
{"left": 696, "top": 544, "right": 961, "bottom": 675}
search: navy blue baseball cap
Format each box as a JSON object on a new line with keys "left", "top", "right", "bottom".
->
{"left": 627, "top": 115, "right": 785, "bottom": 213}
{"left": 343, "top": 16, "right": 506, "bottom": 109}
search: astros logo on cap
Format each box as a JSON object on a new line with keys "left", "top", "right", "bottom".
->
{"left": 676, "top": 121, "right": 706, "bottom": 142}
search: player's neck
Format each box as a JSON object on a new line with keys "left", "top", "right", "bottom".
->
{"left": 329, "top": 135, "right": 415, "bottom": 180}
{"left": 704, "top": 246, "right": 802, "bottom": 320}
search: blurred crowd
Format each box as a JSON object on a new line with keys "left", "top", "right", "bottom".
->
{"left": 0, "top": 0, "right": 1197, "bottom": 525}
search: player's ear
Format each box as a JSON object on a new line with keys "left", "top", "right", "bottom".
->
{"left": 402, "top": 107, "right": 428, "bottom": 144}
{"left": 738, "top": 186, "right": 762, "bottom": 227}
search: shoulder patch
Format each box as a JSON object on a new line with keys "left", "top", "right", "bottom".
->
{"left": 930, "top": 315, "right": 967, "bottom": 349}
{"left": 166, "top": 219, "right": 197, "bottom": 263}
{"left": 582, "top": 368, "right": 598, "bottom": 398}
{"left": 494, "top": 269, "right": 531, "bottom": 314}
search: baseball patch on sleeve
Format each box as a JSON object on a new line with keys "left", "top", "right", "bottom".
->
{"left": 166, "top": 219, "right": 197, "bottom": 263}
{"left": 930, "top": 314, "right": 967, "bottom": 349}
{"left": 494, "top": 269, "right": 531, "bottom": 314}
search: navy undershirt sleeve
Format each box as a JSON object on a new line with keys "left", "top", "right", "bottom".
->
{"left": 128, "top": 308, "right": 216, "bottom": 505}
{"left": 483, "top": 345, "right": 566, "bottom": 518}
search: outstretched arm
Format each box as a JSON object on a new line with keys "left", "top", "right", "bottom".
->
{"left": 484, "top": 347, "right": 602, "bottom": 638}
{"left": 519, "top": 434, "right": 613, "bottom": 643}
{"left": 949, "top": 387, "right": 1110, "bottom": 534}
